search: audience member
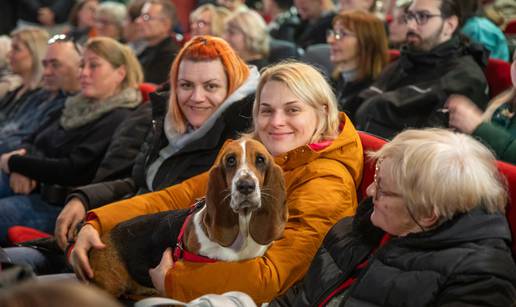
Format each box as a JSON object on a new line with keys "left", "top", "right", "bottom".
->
{"left": 15, "top": 0, "right": 75, "bottom": 35}
{"left": 354, "top": 0, "right": 489, "bottom": 139}
{"left": 0, "top": 35, "right": 81, "bottom": 155}
{"left": 447, "top": 50, "right": 516, "bottom": 164}
{"left": 0, "top": 1, "right": 17, "bottom": 36}
{"left": 293, "top": 0, "right": 336, "bottom": 49}
{"left": 223, "top": 10, "right": 270, "bottom": 69}
{"left": 0, "top": 37, "right": 143, "bottom": 245}
{"left": 123, "top": 0, "right": 146, "bottom": 55}
{"left": 53, "top": 35, "right": 259, "bottom": 255}
{"left": 0, "top": 27, "right": 48, "bottom": 122}
{"left": 0, "top": 281, "right": 123, "bottom": 307}
{"left": 460, "top": 0, "right": 509, "bottom": 61}
{"left": 189, "top": 4, "right": 231, "bottom": 37}
{"left": 66, "top": 0, "right": 98, "bottom": 45}
{"left": 94, "top": 1, "right": 127, "bottom": 42}
{"left": 263, "top": 0, "right": 300, "bottom": 42}
{"left": 272, "top": 128, "right": 516, "bottom": 306}
{"left": 338, "top": 0, "right": 377, "bottom": 12}
{"left": 69, "top": 61, "right": 363, "bottom": 304}
{"left": 0, "top": 36, "right": 22, "bottom": 99}
{"left": 327, "top": 10, "right": 389, "bottom": 120}
{"left": 136, "top": 0, "right": 180, "bottom": 85}
{"left": 388, "top": 2, "right": 409, "bottom": 49}
{"left": 217, "top": 0, "right": 249, "bottom": 12}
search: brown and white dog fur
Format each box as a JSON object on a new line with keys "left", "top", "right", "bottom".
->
{"left": 89, "top": 138, "right": 287, "bottom": 298}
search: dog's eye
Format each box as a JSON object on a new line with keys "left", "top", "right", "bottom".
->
{"left": 226, "top": 155, "right": 237, "bottom": 167}
{"left": 256, "top": 155, "right": 266, "bottom": 166}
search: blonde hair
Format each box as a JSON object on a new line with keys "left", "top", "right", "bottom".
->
{"left": 252, "top": 61, "right": 340, "bottom": 143}
{"left": 85, "top": 36, "right": 143, "bottom": 89}
{"left": 10, "top": 27, "right": 49, "bottom": 89}
{"left": 225, "top": 9, "right": 270, "bottom": 58}
{"left": 331, "top": 10, "right": 389, "bottom": 80}
{"left": 369, "top": 128, "right": 507, "bottom": 221}
{"left": 190, "top": 4, "right": 231, "bottom": 36}
{"left": 168, "top": 35, "right": 250, "bottom": 134}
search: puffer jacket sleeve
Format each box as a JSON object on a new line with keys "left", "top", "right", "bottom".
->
{"left": 67, "top": 178, "right": 138, "bottom": 211}
{"left": 88, "top": 171, "right": 209, "bottom": 234}
{"left": 164, "top": 165, "right": 358, "bottom": 304}
{"left": 433, "top": 244, "right": 516, "bottom": 306}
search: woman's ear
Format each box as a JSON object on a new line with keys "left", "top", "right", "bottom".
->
{"left": 419, "top": 208, "right": 439, "bottom": 229}
{"left": 115, "top": 65, "right": 127, "bottom": 84}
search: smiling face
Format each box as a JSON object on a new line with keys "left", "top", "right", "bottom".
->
{"left": 176, "top": 59, "right": 229, "bottom": 129}
{"left": 79, "top": 49, "right": 126, "bottom": 100}
{"left": 256, "top": 80, "right": 319, "bottom": 156}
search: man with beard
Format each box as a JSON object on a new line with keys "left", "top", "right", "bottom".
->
{"left": 353, "top": 0, "right": 489, "bottom": 140}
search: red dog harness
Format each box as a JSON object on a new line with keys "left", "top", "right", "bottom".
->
{"left": 173, "top": 199, "right": 217, "bottom": 263}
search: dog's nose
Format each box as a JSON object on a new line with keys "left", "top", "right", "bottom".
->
{"left": 237, "top": 179, "right": 255, "bottom": 195}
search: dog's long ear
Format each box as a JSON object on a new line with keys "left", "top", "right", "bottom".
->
{"left": 250, "top": 162, "right": 287, "bottom": 245}
{"left": 203, "top": 165, "right": 239, "bottom": 247}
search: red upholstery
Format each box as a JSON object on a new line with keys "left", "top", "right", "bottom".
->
{"left": 485, "top": 58, "right": 512, "bottom": 98}
{"left": 496, "top": 161, "right": 516, "bottom": 255}
{"left": 357, "top": 131, "right": 387, "bottom": 200}
{"left": 358, "top": 131, "right": 516, "bottom": 256}
{"left": 139, "top": 83, "right": 157, "bottom": 103}
{"left": 7, "top": 226, "right": 51, "bottom": 245}
{"left": 388, "top": 49, "right": 400, "bottom": 62}
{"left": 504, "top": 20, "right": 516, "bottom": 35}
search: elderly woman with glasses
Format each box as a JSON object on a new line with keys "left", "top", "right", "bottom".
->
{"left": 272, "top": 128, "right": 516, "bottom": 306}
{"left": 326, "top": 10, "right": 389, "bottom": 121}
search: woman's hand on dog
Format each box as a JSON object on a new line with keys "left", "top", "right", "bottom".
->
{"left": 70, "top": 224, "right": 106, "bottom": 281}
{"left": 149, "top": 247, "right": 174, "bottom": 295}
{"left": 55, "top": 197, "right": 87, "bottom": 250}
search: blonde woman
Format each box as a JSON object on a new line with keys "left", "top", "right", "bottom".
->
{"left": 70, "top": 61, "right": 363, "bottom": 303}
{"left": 0, "top": 37, "right": 143, "bottom": 245}
{"left": 447, "top": 50, "right": 516, "bottom": 164}
{"left": 223, "top": 9, "right": 270, "bottom": 69}
{"left": 189, "top": 4, "right": 230, "bottom": 37}
{"left": 0, "top": 27, "right": 48, "bottom": 122}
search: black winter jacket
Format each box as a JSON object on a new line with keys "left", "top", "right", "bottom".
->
{"left": 354, "top": 36, "right": 490, "bottom": 139}
{"left": 272, "top": 199, "right": 516, "bottom": 307}
{"left": 138, "top": 36, "right": 179, "bottom": 85}
{"left": 68, "top": 90, "right": 255, "bottom": 210}
{"left": 8, "top": 107, "right": 133, "bottom": 187}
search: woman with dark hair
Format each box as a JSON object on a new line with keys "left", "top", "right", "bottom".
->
{"left": 327, "top": 10, "right": 389, "bottom": 120}
{"left": 66, "top": 0, "right": 99, "bottom": 45}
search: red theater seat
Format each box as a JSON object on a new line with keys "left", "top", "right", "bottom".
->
{"left": 139, "top": 83, "right": 157, "bottom": 103}
{"left": 485, "top": 58, "right": 512, "bottom": 98}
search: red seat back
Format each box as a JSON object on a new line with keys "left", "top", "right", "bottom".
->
{"left": 504, "top": 20, "right": 516, "bottom": 35}
{"left": 485, "top": 58, "right": 512, "bottom": 98}
{"left": 139, "top": 83, "right": 157, "bottom": 103}
{"left": 358, "top": 131, "right": 516, "bottom": 256}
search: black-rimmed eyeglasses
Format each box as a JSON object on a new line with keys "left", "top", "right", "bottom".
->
{"left": 403, "top": 11, "right": 442, "bottom": 25}
{"left": 326, "top": 29, "right": 355, "bottom": 41}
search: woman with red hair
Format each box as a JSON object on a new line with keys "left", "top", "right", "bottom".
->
{"left": 3, "top": 35, "right": 259, "bottom": 274}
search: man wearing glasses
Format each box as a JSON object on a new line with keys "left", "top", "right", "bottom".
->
{"left": 353, "top": 0, "right": 489, "bottom": 140}
{"left": 136, "top": 0, "right": 180, "bottom": 85}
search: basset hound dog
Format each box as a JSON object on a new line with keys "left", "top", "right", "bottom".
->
{"left": 89, "top": 138, "right": 288, "bottom": 298}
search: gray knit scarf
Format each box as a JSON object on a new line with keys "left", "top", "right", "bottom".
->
{"left": 60, "top": 87, "right": 141, "bottom": 130}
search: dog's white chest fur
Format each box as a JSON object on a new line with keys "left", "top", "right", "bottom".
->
{"left": 193, "top": 206, "right": 269, "bottom": 261}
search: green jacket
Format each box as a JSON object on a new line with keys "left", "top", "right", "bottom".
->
{"left": 473, "top": 102, "right": 516, "bottom": 164}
